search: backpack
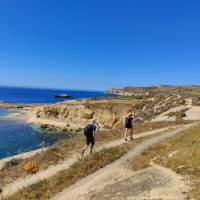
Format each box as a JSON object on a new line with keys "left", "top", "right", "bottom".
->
{"left": 84, "top": 124, "right": 94, "bottom": 136}
{"left": 125, "top": 117, "right": 132, "bottom": 127}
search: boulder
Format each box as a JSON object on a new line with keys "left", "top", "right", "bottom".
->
{"left": 53, "top": 93, "right": 71, "bottom": 98}
{"left": 40, "top": 124, "right": 49, "bottom": 129}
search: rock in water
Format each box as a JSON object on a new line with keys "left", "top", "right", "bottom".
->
{"left": 53, "top": 93, "right": 71, "bottom": 98}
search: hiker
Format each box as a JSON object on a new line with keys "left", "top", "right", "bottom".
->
{"left": 81, "top": 119, "right": 97, "bottom": 158}
{"left": 124, "top": 112, "right": 134, "bottom": 141}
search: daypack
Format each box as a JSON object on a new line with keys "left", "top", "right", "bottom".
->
{"left": 84, "top": 124, "right": 94, "bottom": 136}
{"left": 125, "top": 117, "right": 132, "bottom": 127}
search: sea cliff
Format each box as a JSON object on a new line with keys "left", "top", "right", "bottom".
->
{"left": 26, "top": 100, "right": 136, "bottom": 131}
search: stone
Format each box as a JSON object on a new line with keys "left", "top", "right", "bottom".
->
{"left": 53, "top": 93, "right": 71, "bottom": 98}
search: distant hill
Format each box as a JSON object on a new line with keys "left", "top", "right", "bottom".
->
{"left": 106, "top": 85, "right": 200, "bottom": 96}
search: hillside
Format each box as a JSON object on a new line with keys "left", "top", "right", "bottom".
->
{"left": 106, "top": 85, "right": 200, "bottom": 96}
{"left": 18, "top": 87, "right": 200, "bottom": 132}
{"left": 1, "top": 86, "right": 200, "bottom": 200}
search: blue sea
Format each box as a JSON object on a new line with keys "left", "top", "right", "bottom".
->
{"left": 0, "top": 86, "right": 112, "bottom": 104}
{"left": 0, "top": 111, "right": 69, "bottom": 159}
{"left": 0, "top": 86, "right": 113, "bottom": 159}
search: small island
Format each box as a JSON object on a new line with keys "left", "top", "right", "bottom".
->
{"left": 53, "top": 93, "right": 71, "bottom": 98}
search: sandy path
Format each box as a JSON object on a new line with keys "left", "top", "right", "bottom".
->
{"left": 61, "top": 165, "right": 188, "bottom": 200}
{"left": 51, "top": 124, "right": 193, "bottom": 200}
{"left": 1, "top": 126, "right": 175, "bottom": 198}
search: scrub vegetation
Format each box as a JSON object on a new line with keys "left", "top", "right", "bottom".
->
{"left": 131, "top": 124, "right": 200, "bottom": 199}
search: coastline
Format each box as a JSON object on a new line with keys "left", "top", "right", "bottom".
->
{"left": 0, "top": 147, "right": 47, "bottom": 170}
{"left": 1, "top": 101, "right": 82, "bottom": 130}
{"left": 0, "top": 97, "right": 133, "bottom": 131}
{"left": 1, "top": 92, "right": 196, "bottom": 162}
{"left": 0, "top": 102, "right": 75, "bottom": 160}
{"left": 0, "top": 97, "right": 130, "bottom": 161}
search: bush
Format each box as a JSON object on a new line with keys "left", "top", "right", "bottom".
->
{"left": 23, "top": 161, "right": 39, "bottom": 174}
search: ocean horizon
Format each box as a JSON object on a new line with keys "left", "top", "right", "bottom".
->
{"left": 0, "top": 86, "right": 112, "bottom": 104}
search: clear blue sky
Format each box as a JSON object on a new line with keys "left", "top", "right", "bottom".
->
{"left": 0, "top": 0, "right": 200, "bottom": 90}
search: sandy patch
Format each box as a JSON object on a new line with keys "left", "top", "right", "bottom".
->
{"left": 184, "top": 106, "right": 200, "bottom": 120}
{"left": 76, "top": 165, "right": 189, "bottom": 200}
{"left": 152, "top": 105, "right": 190, "bottom": 122}
{"left": 51, "top": 164, "right": 189, "bottom": 200}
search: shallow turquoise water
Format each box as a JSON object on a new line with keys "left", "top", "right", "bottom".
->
{"left": 0, "top": 109, "right": 69, "bottom": 159}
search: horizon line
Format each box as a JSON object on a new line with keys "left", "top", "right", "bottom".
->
{"left": 0, "top": 85, "right": 105, "bottom": 92}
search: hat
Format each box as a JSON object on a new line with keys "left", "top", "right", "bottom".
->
{"left": 91, "top": 119, "right": 96, "bottom": 124}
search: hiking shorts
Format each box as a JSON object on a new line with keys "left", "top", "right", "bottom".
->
{"left": 125, "top": 124, "right": 132, "bottom": 129}
{"left": 86, "top": 136, "right": 95, "bottom": 145}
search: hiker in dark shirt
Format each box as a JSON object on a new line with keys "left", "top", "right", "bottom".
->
{"left": 124, "top": 112, "right": 134, "bottom": 141}
{"left": 81, "top": 119, "right": 97, "bottom": 158}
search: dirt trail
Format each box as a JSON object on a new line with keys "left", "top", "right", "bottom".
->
{"left": 51, "top": 124, "right": 193, "bottom": 200}
{"left": 1, "top": 126, "right": 174, "bottom": 198}
{"left": 60, "top": 165, "right": 188, "bottom": 200}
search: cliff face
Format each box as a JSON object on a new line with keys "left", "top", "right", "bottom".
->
{"left": 28, "top": 102, "right": 135, "bottom": 130}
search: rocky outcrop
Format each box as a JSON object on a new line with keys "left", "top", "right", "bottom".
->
{"left": 28, "top": 101, "right": 135, "bottom": 130}
{"left": 53, "top": 94, "right": 71, "bottom": 98}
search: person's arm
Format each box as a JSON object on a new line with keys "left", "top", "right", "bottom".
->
{"left": 93, "top": 126, "right": 96, "bottom": 139}
{"left": 93, "top": 130, "right": 96, "bottom": 138}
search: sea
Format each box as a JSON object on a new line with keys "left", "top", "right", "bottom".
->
{"left": 0, "top": 86, "right": 114, "bottom": 159}
{"left": 0, "top": 86, "right": 112, "bottom": 103}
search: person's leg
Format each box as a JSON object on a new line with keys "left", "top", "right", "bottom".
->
{"left": 81, "top": 145, "right": 89, "bottom": 157}
{"left": 90, "top": 137, "right": 95, "bottom": 155}
{"left": 124, "top": 128, "right": 128, "bottom": 141}
{"left": 90, "top": 144, "right": 94, "bottom": 155}
{"left": 130, "top": 128, "right": 133, "bottom": 140}
{"left": 81, "top": 136, "right": 90, "bottom": 158}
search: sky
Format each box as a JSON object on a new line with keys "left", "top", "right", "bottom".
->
{"left": 0, "top": 0, "right": 200, "bottom": 90}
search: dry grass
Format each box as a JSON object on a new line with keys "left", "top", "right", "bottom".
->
{"left": 4, "top": 130, "right": 169, "bottom": 200}
{"left": 131, "top": 124, "right": 200, "bottom": 199}
{"left": 0, "top": 121, "right": 189, "bottom": 188}
{"left": 167, "top": 108, "right": 188, "bottom": 121}
{"left": 5, "top": 145, "right": 130, "bottom": 200}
